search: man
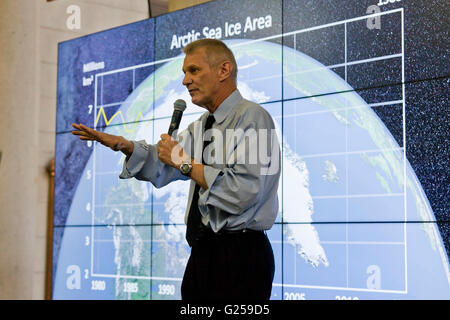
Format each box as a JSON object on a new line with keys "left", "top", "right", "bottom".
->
{"left": 72, "top": 39, "right": 280, "bottom": 301}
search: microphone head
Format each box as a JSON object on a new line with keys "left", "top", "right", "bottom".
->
{"left": 173, "top": 99, "right": 186, "bottom": 112}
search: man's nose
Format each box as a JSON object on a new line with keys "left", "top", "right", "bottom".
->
{"left": 182, "top": 73, "right": 192, "bottom": 86}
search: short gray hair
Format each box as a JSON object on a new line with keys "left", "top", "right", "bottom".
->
{"left": 183, "top": 39, "right": 238, "bottom": 81}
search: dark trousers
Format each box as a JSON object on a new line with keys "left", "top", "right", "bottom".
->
{"left": 181, "top": 229, "right": 275, "bottom": 301}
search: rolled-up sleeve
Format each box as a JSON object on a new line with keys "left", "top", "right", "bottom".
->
{"left": 119, "top": 140, "right": 151, "bottom": 179}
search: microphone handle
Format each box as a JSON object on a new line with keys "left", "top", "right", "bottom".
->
{"left": 168, "top": 109, "right": 183, "bottom": 136}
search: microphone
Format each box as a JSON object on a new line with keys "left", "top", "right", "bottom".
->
{"left": 168, "top": 99, "right": 186, "bottom": 136}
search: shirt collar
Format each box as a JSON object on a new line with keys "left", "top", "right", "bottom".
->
{"left": 208, "top": 89, "right": 243, "bottom": 124}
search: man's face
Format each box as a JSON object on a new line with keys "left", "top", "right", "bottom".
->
{"left": 182, "top": 47, "right": 220, "bottom": 108}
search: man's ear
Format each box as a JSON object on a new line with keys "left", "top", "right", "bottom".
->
{"left": 218, "top": 61, "right": 233, "bottom": 82}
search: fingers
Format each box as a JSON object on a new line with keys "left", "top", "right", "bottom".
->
{"left": 72, "top": 128, "right": 90, "bottom": 138}
{"left": 72, "top": 123, "right": 94, "bottom": 134}
{"left": 157, "top": 138, "right": 166, "bottom": 154}
{"left": 71, "top": 123, "right": 96, "bottom": 141}
{"left": 79, "top": 123, "right": 96, "bottom": 136}
{"left": 157, "top": 135, "right": 177, "bottom": 149}
{"left": 79, "top": 136, "right": 94, "bottom": 141}
{"left": 72, "top": 131, "right": 94, "bottom": 140}
{"left": 79, "top": 123, "right": 90, "bottom": 131}
{"left": 72, "top": 123, "right": 86, "bottom": 133}
{"left": 160, "top": 134, "right": 172, "bottom": 141}
{"left": 71, "top": 127, "right": 86, "bottom": 135}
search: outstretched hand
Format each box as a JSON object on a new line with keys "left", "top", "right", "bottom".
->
{"left": 71, "top": 123, "right": 133, "bottom": 156}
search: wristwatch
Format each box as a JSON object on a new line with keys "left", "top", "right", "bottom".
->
{"left": 179, "top": 159, "right": 193, "bottom": 176}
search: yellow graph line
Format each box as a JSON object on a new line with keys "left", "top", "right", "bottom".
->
{"left": 95, "top": 106, "right": 148, "bottom": 133}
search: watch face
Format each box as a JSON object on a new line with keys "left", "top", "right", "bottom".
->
{"left": 180, "top": 163, "right": 190, "bottom": 175}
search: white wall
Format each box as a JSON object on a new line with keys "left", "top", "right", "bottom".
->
{"left": 0, "top": 0, "right": 40, "bottom": 301}
{"left": 0, "top": 0, "right": 157, "bottom": 300}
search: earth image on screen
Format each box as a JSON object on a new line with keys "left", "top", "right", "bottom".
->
{"left": 53, "top": 39, "right": 449, "bottom": 300}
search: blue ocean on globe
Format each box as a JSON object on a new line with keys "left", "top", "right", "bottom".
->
{"left": 53, "top": 40, "right": 449, "bottom": 300}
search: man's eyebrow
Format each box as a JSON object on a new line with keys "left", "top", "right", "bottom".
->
{"left": 182, "top": 64, "right": 200, "bottom": 73}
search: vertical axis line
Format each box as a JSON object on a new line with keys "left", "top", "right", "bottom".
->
{"left": 344, "top": 21, "right": 349, "bottom": 289}
{"left": 91, "top": 74, "right": 98, "bottom": 277}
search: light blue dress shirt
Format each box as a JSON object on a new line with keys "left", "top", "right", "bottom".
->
{"left": 119, "top": 90, "right": 281, "bottom": 232}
